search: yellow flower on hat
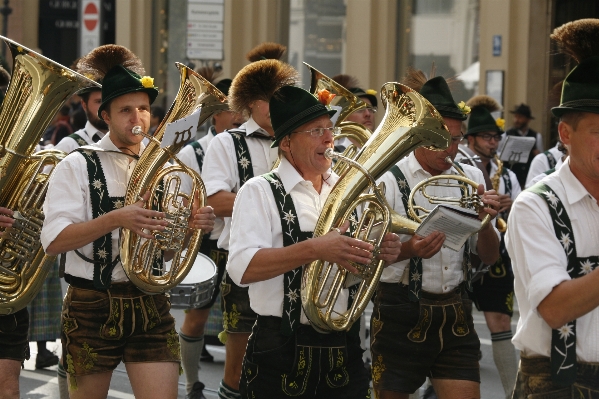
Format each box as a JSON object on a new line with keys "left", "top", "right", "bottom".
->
{"left": 366, "top": 89, "right": 377, "bottom": 96}
{"left": 496, "top": 117, "right": 505, "bottom": 130}
{"left": 140, "top": 76, "right": 154, "bottom": 88}
{"left": 457, "top": 101, "right": 471, "bottom": 115}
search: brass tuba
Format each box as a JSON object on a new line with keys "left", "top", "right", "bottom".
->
{"left": 120, "top": 63, "right": 228, "bottom": 294}
{"left": 304, "top": 63, "right": 372, "bottom": 175}
{"left": 301, "top": 82, "right": 451, "bottom": 332}
{"left": 0, "top": 37, "right": 99, "bottom": 314}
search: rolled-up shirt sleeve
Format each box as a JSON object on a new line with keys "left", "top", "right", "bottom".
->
{"left": 202, "top": 134, "right": 237, "bottom": 196}
{"left": 506, "top": 191, "right": 570, "bottom": 315}
{"left": 41, "top": 153, "right": 90, "bottom": 251}
{"left": 226, "top": 178, "right": 277, "bottom": 286}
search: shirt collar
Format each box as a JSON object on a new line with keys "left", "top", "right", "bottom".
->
{"left": 407, "top": 152, "right": 458, "bottom": 178}
{"left": 275, "top": 156, "right": 335, "bottom": 194}
{"left": 558, "top": 158, "right": 595, "bottom": 205}
{"left": 241, "top": 116, "right": 271, "bottom": 137}
{"left": 84, "top": 121, "right": 104, "bottom": 140}
{"left": 98, "top": 132, "right": 146, "bottom": 155}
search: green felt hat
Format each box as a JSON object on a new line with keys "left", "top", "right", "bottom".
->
{"left": 349, "top": 87, "right": 378, "bottom": 108}
{"left": 552, "top": 57, "right": 599, "bottom": 117}
{"left": 465, "top": 95, "right": 503, "bottom": 135}
{"left": 420, "top": 76, "right": 467, "bottom": 121}
{"left": 270, "top": 86, "right": 337, "bottom": 147}
{"left": 98, "top": 65, "right": 158, "bottom": 119}
{"left": 215, "top": 78, "right": 232, "bottom": 97}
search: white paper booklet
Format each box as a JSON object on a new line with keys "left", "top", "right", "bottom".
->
{"left": 415, "top": 204, "right": 482, "bottom": 251}
{"left": 498, "top": 135, "right": 536, "bottom": 163}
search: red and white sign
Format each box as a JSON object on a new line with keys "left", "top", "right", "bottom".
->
{"left": 79, "top": 0, "right": 101, "bottom": 56}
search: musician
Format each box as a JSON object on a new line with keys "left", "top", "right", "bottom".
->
{"left": 41, "top": 58, "right": 215, "bottom": 399}
{"left": 506, "top": 19, "right": 599, "bottom": 397}
{"left": 0, "top": 207, "right": 29, "bottom": 399}
{"left": 201, "top": 42, "right": 297, "bottom": 399}
{"left": 524, "top": 141, "right": 568, "bottom": 189}
{"left": 462, "top": 95, "right": 521, "bottom": 398}
{"left": 227, "top": 85, "right": 401, "bottom": 398}
{"left": 331, "top": 74, "right": 377, "bottom": 132}
{"left": 176, "top": 72, "right": 245, "bottom": 399}
{"left": 371, "top": 71, "right": 500, "bottom": 399}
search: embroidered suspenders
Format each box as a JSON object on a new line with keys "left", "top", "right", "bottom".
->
{"left": 544, "top": 150, "right": 557, "bottom": 169}
{"left": 228, "top": 131, "right": 254, "bottom": 187}
{"left": 75, "top": 149, "right": 125, "bottom": 289}
{"left": 188, "top": 141, "right": 205, "bottom": 171}
{"left": 529, "top": 183, "right": 599, "bottom": 386}
{"left": 67, "top": 133, "right": 87, "bottom": 147}
{"left": 389, "top": 165, "right": 473, "bottom": 301}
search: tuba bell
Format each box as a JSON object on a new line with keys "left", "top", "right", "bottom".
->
{"left": 0, "top": 37, "right": 99, "bottom": 314}
{"left": 301, "top": 82, "right": 451, "bottom": 332}
{"left": 304, "top": 63, "right": 372, "bottom": 175}
{"left": 120, "top": 63, "right": 228, "bottom": 294}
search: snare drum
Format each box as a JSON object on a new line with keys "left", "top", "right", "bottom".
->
{"left": 169, "top": 253, "right": 217, "bottom": 309}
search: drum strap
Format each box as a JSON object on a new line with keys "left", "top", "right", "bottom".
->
{"left": 75, "top": 149, "right": 125, "bottom": 289}
{"left": 529, "top": 182, "right": 599, "bottom": 386}
{"left": 389, "top": 165, "right": 472, "bottom": 302}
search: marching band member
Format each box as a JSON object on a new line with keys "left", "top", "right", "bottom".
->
{"left": 463, "top": 95, "right": 521, "bottom": 399}
{"left": 0, "top": 208, "right": 28, "bottom": 399}
{"left": 41, "top": 53, "right": 214, "bottom": 399}
{"left": 506, "top": 19, "right": 599, "bottom": 397}
{"left": 176, "top": 68, "right": 245, "bottom": 399}
{"left": 201, "top": 42, "right": 296, "bottom": 399}
{"left": 227, "top": 85, "right": 401, "bottom": 398}
{"left": 371, "top": 70, "right": 500, "bottom": 399}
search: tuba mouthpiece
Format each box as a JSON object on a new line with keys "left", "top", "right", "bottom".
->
{"left": 132, "top": 126, "right": 143, "bottom": 136}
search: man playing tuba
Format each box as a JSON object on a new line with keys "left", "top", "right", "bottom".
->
{"left": 370, "top": 71, "right": 500, "bottom": 399}
{"left": 41, "top": 53, "right": 215, "bottom": 399}
{"left": 227, "top": 85, "right": 401, "bottom": 398}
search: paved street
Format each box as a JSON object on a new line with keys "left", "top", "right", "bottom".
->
{"left": 19, "top": 301, "right": 518, "bottom": 399}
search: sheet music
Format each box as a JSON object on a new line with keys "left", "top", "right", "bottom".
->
{"left": 415, "top": 205, "right": 482, "bottom": 251}
{"left": 498, "top": 135, "right": 536, "bottom": 163}
{"left": 161, "top": 108, "right": 202, "bottom": 149}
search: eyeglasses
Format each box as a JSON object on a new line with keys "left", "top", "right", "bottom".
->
{"left": 476, "top": 133, "right": 503, "bottom": 142}
{"left": 292, "top": 126, "right": 341, "bottom": 137}
{"left": 353, "top": 107, "right": 377, "bottom": 115}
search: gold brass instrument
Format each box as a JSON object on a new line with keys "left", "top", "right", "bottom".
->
{"left": 490, "top": 155, "right": 507, "bottom": 233}
{"left": 304, "top": 63, "right": 372, "bottom": 175}
{"left": 0, "top": 36, "right": 99, "bottom": 314}
{"left": 301, "top": 82, "right": 451, "bottom": 332}
{"left": 120, "top": 62, "right": 228, "bottom": 294}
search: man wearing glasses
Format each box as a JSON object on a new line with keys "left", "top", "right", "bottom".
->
{"left": 463, "top": 95, "right": 521, "bottom": 399}
{"left": 227, "top": 85, "right": 401, "bottom": 398}
{"left": 371, "top": 72, "right": 500, "bottom": 399}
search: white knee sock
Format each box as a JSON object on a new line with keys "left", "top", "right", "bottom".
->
{"left": 57, "top": 361, "right": 70, "bottom": 399}
{"left": 179, "top": 331, "right": 204, "bottom": 394}
{"left": 491, "top": 330, "right": 518, "bottom": 399}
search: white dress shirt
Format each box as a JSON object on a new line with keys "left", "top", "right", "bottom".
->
{"left": 227, "top": 156, "right": 347, "bottom": 324}
{"left": 377, "top": 153, "right": 495, "bottom": 293}
{"left": 41, "top": 133, "right": 145, "bottom": 283}
{"left": 506, "top": 159, "right": 599, "bottom": 362}
{"left": 176, "top": 126, "right": 223, "bottom": 240}
{"left": 526, "top": 156, "right": 565, "bottom": 189}
{"left": 525, "top": 143, "right": 563, "bottom": 188}
{"left": 201, "top": 116, "right": 279, "bottom": 250}
{"left": 54, "top": 121, "right": 104, "bottom": 154}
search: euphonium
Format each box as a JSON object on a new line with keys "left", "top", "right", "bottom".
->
{"left": 120, "top": 63, "right": 228, "bottom": 294}
{"left": 304, "top": 63, "right": 372, "bottom": 174}
{"left": 0, "top": 37, "right": 99, "bottom": 315}
{"left": 301, "top": 82, "right": 451, "bottom": 332}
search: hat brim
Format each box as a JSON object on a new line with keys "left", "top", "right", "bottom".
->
{"left": 77, "top": 86, "right": 102, "bottom": 96}
{"left": 98, "top": 87, "right": 158, "bottom": 119}
{"left": 271, "top": 108, "right": 337, "bottom": 147}
{"left": 551, "top": 105, "right": 599, "bottom": 118}
{"left": 359, "top": 94, "right": 378, "bottom": 108}
{"left": 465, "top": 124, "right": 503, "bottom": 136}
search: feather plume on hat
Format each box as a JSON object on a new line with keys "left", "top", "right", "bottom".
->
{"left": 331, "top": 74, "right": 360, "bottom": 90}
{"left": 195, "top": 65, "right": 222, "bottom": 84}
{"left": 246, "top": 42, "right": 287, "bottom": 62}
{"left": 466, "top": 95, "right": 501, "bottom": 113}
{"left": 551, "top": 19, "right": 599, "bottom": 63}
{"left": 0, "top": 66, "right": 10, "bottom": 87}
{"left": 401, "top": 64, "right": 459, "bottom": 92}
{"left": 77, "top": 44, "right": 144, "bottom": 83}
{"left": 229, "top": 60, "right": 299, "bottom": 116}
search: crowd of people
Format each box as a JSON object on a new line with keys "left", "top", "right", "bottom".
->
{"left": 0, "top": 17, "right": 597, "bottom": 399}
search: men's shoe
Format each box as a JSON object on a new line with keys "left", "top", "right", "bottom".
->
{"left": 35, "top": 349, "right": 59, "bottom": 369}
{"left": 186, "top": 381, "right": 207, "bottom": 399}
{"left": 200, "top": 344, "right": 214, "bottom": 362}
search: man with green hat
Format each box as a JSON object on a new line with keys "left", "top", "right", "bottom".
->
{"left": 461, "top": 95, "right": 521, "bottom": 399}
{"left": 332, "top": 74, "right": 378, "bottom": 132}
{"left": 41, "top": 55, "right": 216, "bottom": 399}
{"left": 226, "top": 85, "right": 401, "bottom": 398}
{"left": 371, "top": 69, "right": 500, "bottom": 399}
{"left": 506, "top": 18, "right": 599, "bottom": 397}
{"left": 176, "top": 66, "right": 245, "bottom": 399}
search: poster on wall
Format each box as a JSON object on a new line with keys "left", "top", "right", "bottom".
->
{"left": 187, "top": 0, "right": 224, "bottom": 60}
